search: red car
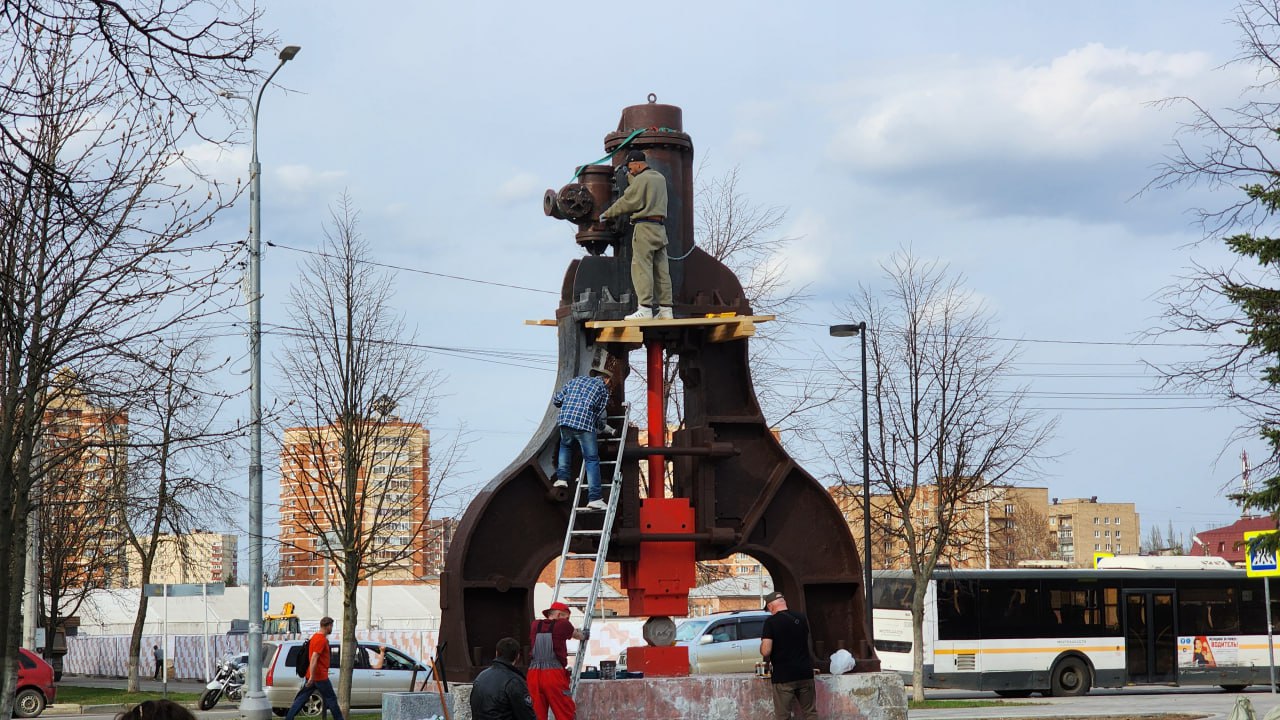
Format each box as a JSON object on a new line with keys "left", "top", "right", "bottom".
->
{"left": 15, "top": 648, "right": 56, "bottom": 718}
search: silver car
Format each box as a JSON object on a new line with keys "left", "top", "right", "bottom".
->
{"left": 621, "top": 610, "right": 770, "bottom": 674}
{"left": 265, "top": 640, "right": 430, "bottom": 716}
{"left": 677, "top": 611, "right": 769, "bottom": 674}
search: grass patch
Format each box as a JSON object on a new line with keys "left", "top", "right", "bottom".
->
{"left": 56, "top": 686, "right": 203, "bottom": 706}
{"left": 348, "top": 713, "right": 382, "bottom": 720}
{"left": 908, "top": 699, "right": 1035, "bottom": 709}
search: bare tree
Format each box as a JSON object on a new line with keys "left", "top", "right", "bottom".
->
{"left": 274, "top": 196, "right": 463, "bottom": 714}
{"left": 111, "top": 339, "right": 238, "bottom": 691}
{"left": 989, "top": 497, "right": 1056, "bottom": 568}
{"left": 0, "top": 4, "right": 266, "bottom": 711}
{"left": 827, "top": 251, "right": 1055, "bottom": 701}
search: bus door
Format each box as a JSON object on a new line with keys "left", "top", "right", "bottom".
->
{"left": 1122, "top": 589, "right": 1176, "bottom": 684}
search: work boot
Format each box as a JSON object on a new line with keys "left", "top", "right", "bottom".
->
{"left": 655, "top": 306, "right": 674, "bottom": 320}
{"left": 553, "top": 479, "right": 568, "bottom": 489}
{"left": 625, "top": 307, "right": 653, "bottom": 321}
{"left": 584, "top": 499, "right": 608, "bottom": 511}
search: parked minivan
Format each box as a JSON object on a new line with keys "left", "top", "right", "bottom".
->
{"left": 264, "top": 640, "right": 429, "bottom": 716}
{"left": 15, "top": 648, "right": 56, "bottom": 718}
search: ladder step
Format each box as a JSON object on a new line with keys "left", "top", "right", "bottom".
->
{"left": 564, "top": 553, "right": 598, "bottom": 560}
{"left": 570, "top": 529, "right": 603, "bottom": 536}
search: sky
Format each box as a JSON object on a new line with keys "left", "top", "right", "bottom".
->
{"left": 188, "top": 1, "right": 1276, "bottom": 563}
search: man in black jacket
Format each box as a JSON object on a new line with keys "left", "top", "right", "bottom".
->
{"left": 760, "top": 591, "right": 819, "bottom": 720}
{"left": 470, "top": 637, "right": 536, "bottom": 720}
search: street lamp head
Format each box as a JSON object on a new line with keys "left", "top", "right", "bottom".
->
{"left": 279, "top": 45, "right": 301, "bottom": 61}
{"left": 829, "top": 323, "right": 865, "bottom": 338}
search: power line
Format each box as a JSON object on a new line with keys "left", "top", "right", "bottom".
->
{"left": 267, "top": 241, "right": 559, "bottom": 296}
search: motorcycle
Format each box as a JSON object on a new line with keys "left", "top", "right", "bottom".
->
{"left": 200, "top": 655, "right": 247, "bottom": 710}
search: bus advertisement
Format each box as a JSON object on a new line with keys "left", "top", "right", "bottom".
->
{"left": 872, "top": 558, "right": 1280, "bottom": 697}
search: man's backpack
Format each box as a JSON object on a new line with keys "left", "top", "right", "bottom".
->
{"left": 293, "top": 644, "right": 311, "bottom": 678}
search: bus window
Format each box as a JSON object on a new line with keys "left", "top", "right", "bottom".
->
{"left": 1179, "top": 584, "right": 1240, "bottom": 636}
{"left": 978, "top": 580, "right": 1044, "bottom": 639}
{"left": 1043, "top": 582, "right": 1120, "bottom": 637}
{"left": 937, "top": 579, "right": 979, "bottom": 640}
{"left": 873, "top": 579, "right": 914, "bottom": 611}
{"left": 1240, "top": 583, "right": 1267, "bottom": 635}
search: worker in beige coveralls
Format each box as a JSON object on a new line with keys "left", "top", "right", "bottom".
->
{"left": 600, "top": 149, "right": 673, "bottom": 321}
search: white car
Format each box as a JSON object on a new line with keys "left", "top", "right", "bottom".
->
{"left": 264, "top": 640, "right": 430, "bottom": 716}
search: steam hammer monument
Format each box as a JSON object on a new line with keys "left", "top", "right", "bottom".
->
{"left": 438, "top": 96, "right": 880, "bottom": 683}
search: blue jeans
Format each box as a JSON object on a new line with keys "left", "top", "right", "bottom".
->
{"left": 285, "top": 679, "right": 344, "bottom": 720}
{"left": 558, "top": 426, "right": 602, "bottom": 501}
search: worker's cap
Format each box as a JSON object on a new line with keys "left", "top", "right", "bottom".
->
{"left": 763, "top": 591, "right": 784, "bottom": 609}
{"left": 591, "top": 365, "right": 612, "bottom": 378}
{"left": 624, "top": 150, "right": 647, "bottom": 164}
{"left": 542, "top": 601, "right": 571, "bottom": 618}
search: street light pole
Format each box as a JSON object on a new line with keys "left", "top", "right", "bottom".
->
{"left": 830, "top": 322, "right": 873, "bottom": 641}
{"left": 232, "top": 44, "right": 300, "bottom": 720}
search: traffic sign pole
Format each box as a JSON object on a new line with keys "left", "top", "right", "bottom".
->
{"left": 1267, "top": 578, "right": 1276, "bottom": 694}
{"left": 1245, "top": 530, "right": 1279, "bottom": 694}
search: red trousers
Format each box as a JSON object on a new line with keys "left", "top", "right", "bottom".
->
{"left": 527, "top": 666, "right": 576, "bottom": 720}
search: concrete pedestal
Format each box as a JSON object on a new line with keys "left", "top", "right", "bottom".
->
{"left": 382, "top": 691, "right": 454, "bottom": 720}
{"left": 448, "top": 672, "right": 906, "bottom": 720}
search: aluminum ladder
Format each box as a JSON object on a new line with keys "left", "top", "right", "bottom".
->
{"left": 551, "top": 401, "right": 631, "bottom": 697}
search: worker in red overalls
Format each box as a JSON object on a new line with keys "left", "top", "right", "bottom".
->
{"left": 528, "top": 601, "right": 585, "bottom": 720}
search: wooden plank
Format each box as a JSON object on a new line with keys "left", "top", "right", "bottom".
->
{"left": 524, "top": 319, "right": 557, "bottom": 326}
{"left": 585, "top": 314, "right": 774, "bottom": 329}
{"left": 707, "top": 321, "right": 756, "bottom": 343}
{"left": 595, "top": 326, "right": 643, "bottom": 343}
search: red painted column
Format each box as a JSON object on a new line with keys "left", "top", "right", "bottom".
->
{"left": 646, "top": 339, "right": 665, "bottom": 498}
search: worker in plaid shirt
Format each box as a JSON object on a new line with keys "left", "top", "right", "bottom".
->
{"left": 552, "top": 366, "right": 614, "bottom": 511}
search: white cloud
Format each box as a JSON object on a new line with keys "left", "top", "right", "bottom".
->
{"left": 169, "top": 142, "right": 248, "bottom": 190}
{"left": 274, "top": 164, "right": 346, "bottom": 194}
{"left": 827, "top": 44, "right": 1224, "bottom": 171}
{"left": 778, "top": 209, "right": 836, "bottom": 288}
{"left": 495, "top": 171, "right": 544, "bottom": 205}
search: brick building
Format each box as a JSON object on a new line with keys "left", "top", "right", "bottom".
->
{"left": 1046, "top": 496, "right": 1141, "bottom": 566}
{"left": 1191, "top": 517, "right": 1277, "bottom": 566}
{"left": 830, "top": 484, "right": 1055, "bottom": 570}
{"left": 278, "top": 418, "right": 439, "bottom": 585}
{"left": 125, "top": 532, "right": 238, "bottom": 586}
{"left": 40, "top": 373, "right": 131, "bottom": 588}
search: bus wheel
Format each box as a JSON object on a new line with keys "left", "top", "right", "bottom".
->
{"left": 994, "top": 690, "right": 1033, "bottom": 698}
{"left": 1220, "top": 685, "right": 1247, "bottom": 693}
{"left": 1051, "top": 657, "right": 1091, "bottom": 697}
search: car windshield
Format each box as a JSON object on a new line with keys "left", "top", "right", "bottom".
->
{"left": 675, "top": 619, "right": 710, "bottom": 643}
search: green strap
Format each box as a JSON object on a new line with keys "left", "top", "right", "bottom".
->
{"left": 568, "top": 127, "right": 678, "bottom": 182}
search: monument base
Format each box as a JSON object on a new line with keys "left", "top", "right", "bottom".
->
{"left": 448, "top": 671, "right": 907, "bottom": 720}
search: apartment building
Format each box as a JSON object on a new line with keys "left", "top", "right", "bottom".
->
{"left": 278, "top": 418, "right": 438, "bottom": 585}
{"left": 125, "top": 532, "right": 238, "bottom": 585}
{"left": 1047, "top": 496, "right": 1141, "bottom": 566}
{"left": 41, "top": 373, "right": 131, "bottom": 588}
{"left": 830, "top": 484, "right": 1055, "bottom": 570}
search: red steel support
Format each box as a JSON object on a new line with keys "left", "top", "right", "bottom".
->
{"left": 646, "top": 339, "right": 665, "bottom": 498}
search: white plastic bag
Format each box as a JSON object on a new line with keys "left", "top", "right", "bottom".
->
{"left": 1229, "top": 696, "right": 1257, "bottom": 720}
{"left": 829, "top": 649, "right": 855, "bottom": 675}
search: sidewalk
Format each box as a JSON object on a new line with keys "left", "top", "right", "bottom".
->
{"left": 907, "top": 688, "right": 1280, "bottom": 720}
